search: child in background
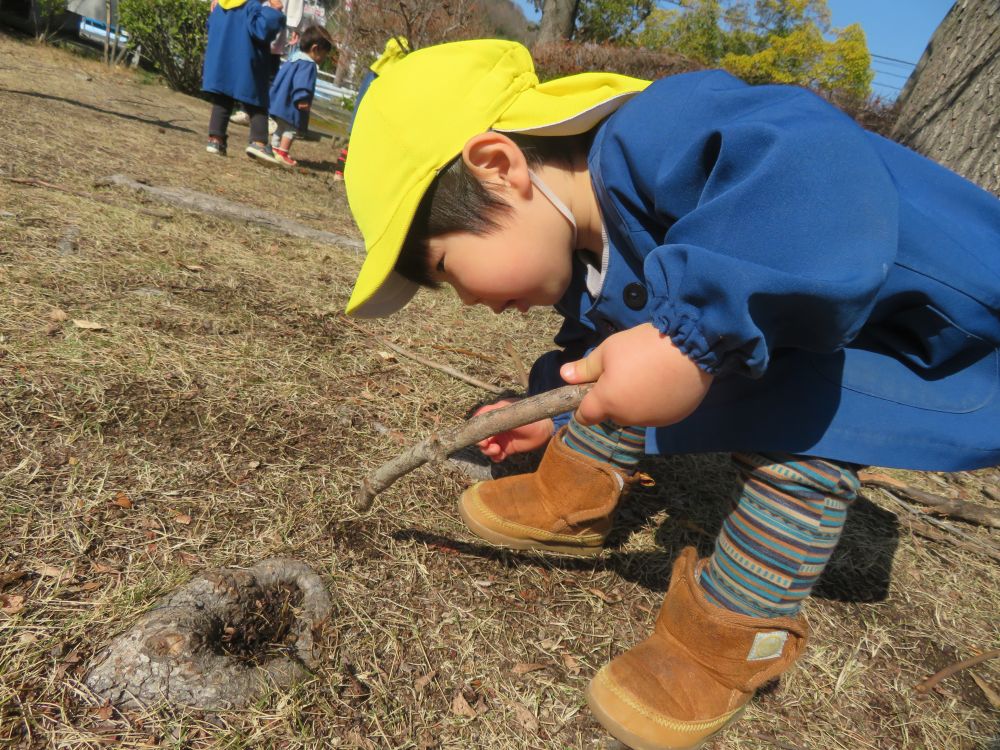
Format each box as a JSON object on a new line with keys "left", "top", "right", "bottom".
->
{"left": 343, "top": 40, "right": 1000, "bottom": 750}
{"left": 267, "top": 25, "right": 333, "bottom": 167}
{"left": 202, "top": 0, "right": 285, "bottom": 164}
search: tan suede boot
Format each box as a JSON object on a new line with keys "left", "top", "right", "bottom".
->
{"left": 457, "top": 427, "right": 636, "bottom": 556}
{"left": 586, "top": 547, "right": 809, "bottom": 750}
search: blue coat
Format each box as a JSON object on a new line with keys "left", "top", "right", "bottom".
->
{"left": 202, "top": 0, "right": 285, "bottom": 108}
{"left": 529, "top": 71, "right": 1000, "bottom": 471}
{"left": 269, "top": 52, "right": 317, "bottom": 130}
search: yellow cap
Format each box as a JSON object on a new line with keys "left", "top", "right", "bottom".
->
{"left": 344, "top": 39, "right": 649, "bottom": 317}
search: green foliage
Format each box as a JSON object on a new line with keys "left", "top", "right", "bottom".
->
{"left": 576, "top": 0, "right": 655, "bottom": 43}
{"left": 119, "top": 0, "right": 210, "bottom": 94}
{"left": 637, "top": 0, "right": 872, "bottom": 102}
{"left": 33, "top": 0, "right": 67, "bottom": 41}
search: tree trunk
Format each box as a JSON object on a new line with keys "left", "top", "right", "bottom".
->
{"left": 891, "top": 0, "right": 999, "bottom": 195}
{"left": 536, "top": 0, "right": 580, "bottom": 44}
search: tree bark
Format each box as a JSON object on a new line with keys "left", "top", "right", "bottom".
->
{"left": 97, "top": 174, "right": 363, "bottom": 250}
{"left": 536, "top": 0, "right": 580, "bottom": 44}
{"left": 891, "top": 0, "right": 999, "bottom": 195}
{"left": 85, "top": 559, "right": 333, "bottom": 710}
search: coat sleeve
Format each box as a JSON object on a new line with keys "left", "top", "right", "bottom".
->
{"left": 629, "top": 74, "right": 899, "bottom": 379}
{"left": 291, "top": 63, "right": 317, "bottom": 104}
{"left": 246, "top": 4, "right": 285, "bottom": 45}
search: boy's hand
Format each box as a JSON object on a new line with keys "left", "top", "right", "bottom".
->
{"left": 472, "top": 399, "right": 553, "bottom": 462}
{"left": 267, "top": 0, "right": 283, "bottom": 10}
{"left": 560, "top": 323, "right": 713, "bottom": 427}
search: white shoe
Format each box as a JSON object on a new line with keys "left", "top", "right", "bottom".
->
{"left": 230, "top": 110, "right": 250, "bottom": 126}
{"left": 268, "top": 117, "right": 278, "bottom": 136}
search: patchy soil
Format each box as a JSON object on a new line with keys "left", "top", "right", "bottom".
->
{"left": 1, "top": 31, "right": 999, "bottom": 750}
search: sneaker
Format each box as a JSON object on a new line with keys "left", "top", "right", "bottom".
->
{"left": 270, "top": 133, "right": 281, "bottom": 150}
{"left": 245, "top": 142, "right": 279, "bottom": 165}
{"left": 268, "top": 117, "right": 278, "bottom": 136}
{"left": 206, "top": 138, "right": 227, "bottom": 156}
{"left": 273, "top": 148, "right": 297, "bottom": 168}
{"left": 230, "top": 110, "right": 250, "bottom": 126}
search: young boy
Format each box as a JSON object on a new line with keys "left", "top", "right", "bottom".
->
{"left": 202, "top": 0, "right": 285, "bottom": 163}
{"left": 268, "top": 24, "right": 333, "bottom": 167}
{"left": 343, "top": 40, "right": 1000, "bottom": 750}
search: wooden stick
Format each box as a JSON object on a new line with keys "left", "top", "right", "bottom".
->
{"left": 913, "top": 649, "right": 1000, "bottom": 694}
{"left": 378, "top": 337, "right": 504, "bottom": 395}
{"left": 354, "top": 384, "right": 589, "bottom": 510}
{"left": 873, "top": 489, "right": 1000, "bottom": 563}
{"left": 5, "top": 176, "right": 173, "bottom": 219}
{"left": 505, "top": 340, "right": 530, "bottom": 390}
{"left": 860, "top": 470, "right": 1000, "bottom": 528}
{"left": 340, "top": 316, "right": 506, "bottom": 394}
{"left": 96, "top": 174, "right": 363, "bottom": 249}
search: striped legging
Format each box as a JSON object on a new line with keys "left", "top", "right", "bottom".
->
{"left": 699, "top": 452, "right": 860, "bottom": 618}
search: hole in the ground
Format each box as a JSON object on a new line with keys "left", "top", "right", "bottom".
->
{"left": 216, "top": 581, "right": 304, "bottom": 665}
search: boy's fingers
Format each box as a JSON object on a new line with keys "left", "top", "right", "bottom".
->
{"left": 560, "top": 347, "right": 604, "bottom": 384}
{"left": 574, "top": 389, "right": 607, "bottom": 426}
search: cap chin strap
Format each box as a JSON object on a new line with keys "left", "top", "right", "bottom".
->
{"left": 528, "top": 170, "right": 578, "bottom": 248}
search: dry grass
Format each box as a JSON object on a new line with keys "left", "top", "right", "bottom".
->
{"left": 1, "top": 31, "right": 999, "bottom": 750}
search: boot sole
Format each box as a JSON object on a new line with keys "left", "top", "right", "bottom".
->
{"left": 457, "top": 491, "right": 606, "bottom": 557}
{"left": 585, "top": 681, "right": 746, "bottom": 750}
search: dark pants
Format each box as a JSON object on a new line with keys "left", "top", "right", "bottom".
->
{"left": 208, "top": 94, "right": 268, "bottom": 144}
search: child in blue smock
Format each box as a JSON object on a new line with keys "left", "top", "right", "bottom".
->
{"left": 342, "top": 40, "right": 1000, "bottom": 750}
{"left": 202, "top": 0, "right": 285, "bottom": 164}
{"left": 267, "top": 24, "right": 333, "bottom": 167}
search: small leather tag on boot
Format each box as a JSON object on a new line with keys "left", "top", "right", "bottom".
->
{"left": 746, "top": 631, "right": 787, "bottom": 661}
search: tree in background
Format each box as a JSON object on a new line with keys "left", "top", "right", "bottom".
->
{"left": 637, "top": 0, "right": 872, "bottom": 102}
{"left": 118, "top": 0, "right": 210, "bottom": 94}
{"left": 891, "top": 0, "right": 998, "bottom": 195}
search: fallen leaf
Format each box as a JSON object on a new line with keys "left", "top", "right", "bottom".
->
{"left": 111, "top": 492, "right": 133, "bottom": 509}
{"left": 539, "top": 638, "right": 561, "bottom": 651}
{"left": 93, "top": 705, "right": 113, "bottom": 721}
{"left": 92, "top": 563, "right": 118, "bottom": 575}
{"left": 511, "top": 662, "right": 547, "bottom": 676}
{"left": 451, "top": 691, "right": 477, "bottom": 718}
{"left": 49, "top": 308, "right": 69, "bottom": 322}
{"left": 72, "top": 319, "right": 106, "bottom": 331}
{"left": 79, "top": 581, "right": 103, "bottom": 592}
{"left": 182, "top": 264, "right": 205, "bottom": 272}
{"left": 511, "top": 701, "right": 538, "bottom": 733}
{"left": 175, "top": 551, "right": 200, "bottom": 565}
{"left": 970, "top": 671, "right": 1000, "bottom": 709}
{"left": 561, "top": 653, "right": 581, "bottom": 674}
{"left": 18, "top": 632, "right": 38, "bottom": 645}
{"left": 376, "top": 351, "right": 396, "bottom": 361}
{"left": 173, "top": 513, "right": 192, "bottom": 525}
{"left": 36, "top": 565, "right": 64, "bottom": 579}
{"left": 1, "top": 594, "right": 25, "bottom": 614}
{"left": 67, "top": 456, "right": 79, "bottom": 466}
{"left": 414, "top": 670, "right": 437, "bottom": 694}
{"left": 587, "top": 587, "right": 622, "bottom": 604}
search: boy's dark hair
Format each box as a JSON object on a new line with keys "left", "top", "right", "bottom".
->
{"left": 300, "top": 25, "right": 333, "bottom": 54}
{"left": 395, "top": 132, "right": 592, "bottom": 287}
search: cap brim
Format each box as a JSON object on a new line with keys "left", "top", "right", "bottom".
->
{"left": 347, "top": 269, "right": 419, "bottom": 318}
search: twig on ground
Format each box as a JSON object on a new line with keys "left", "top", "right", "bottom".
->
{"left": 860, "top": 470, "right": 1000, "bottom": 528}
{"left": 873, "top": 488, "right": 1000, "bottom": 563}
{"left": 5, "top": 176, "right": 173, "bottom": 219}
{"left": 354, "top": 384, "right": 589, "bottom": 511}
{"left": 340, "top": 316, "right": 505, "bottom": 394}
{"left": 505, "top": 340, "right": 530, "bottom": 390}
{"left": 96, "top": 174, "right": 363, "bottom": 249}
{"left": 913, "top": 649, "right": 1000, "bottom": 694}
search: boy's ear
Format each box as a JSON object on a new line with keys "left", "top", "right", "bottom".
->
{"left": 462, "top": 132, "right": 530, "bottom": 195}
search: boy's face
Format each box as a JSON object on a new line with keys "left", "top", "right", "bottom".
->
{"left": 426, "top": 184, "right": 576, "bottom": 314}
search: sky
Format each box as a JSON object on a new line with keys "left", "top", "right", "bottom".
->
{"left": 512, "top": 0, "right": 955, "bottom": 100}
